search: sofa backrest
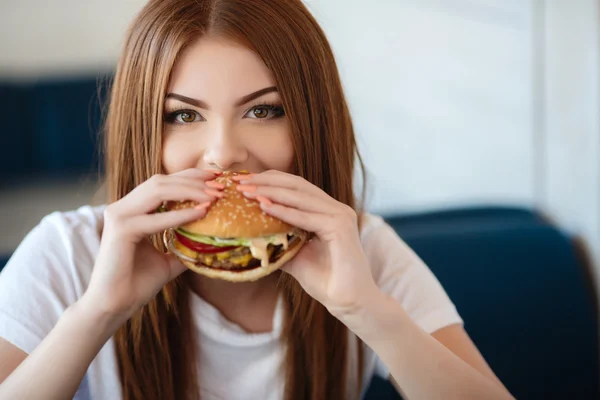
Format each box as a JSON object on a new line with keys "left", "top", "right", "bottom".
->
{"left": 387, "top": 207, "right": 599, "bottom": 399}
{"left": 0, "top": 77, "right": 108, "bottom": 185}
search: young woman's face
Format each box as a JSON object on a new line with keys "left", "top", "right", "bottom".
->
{"left": 162, "top": 36, "right": 294, "bottom": 174}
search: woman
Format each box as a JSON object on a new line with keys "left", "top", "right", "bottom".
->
{"left": 0, "top": 0, "right": 514, "bottom": 399}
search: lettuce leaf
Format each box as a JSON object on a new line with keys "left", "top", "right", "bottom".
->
{"left": 175, "top": 228, "right": 287, "bottom": 247}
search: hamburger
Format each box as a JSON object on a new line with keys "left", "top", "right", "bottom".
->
{"left": 162, "top": 171, "right": 308, "bottom": 282}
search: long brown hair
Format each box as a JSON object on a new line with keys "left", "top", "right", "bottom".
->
{"left": 104, "top": 0, "right": 367, "bottom": 399}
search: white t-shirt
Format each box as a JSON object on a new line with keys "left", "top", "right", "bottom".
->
{"left": 0, "top": 205, "right": 462, "bottom": 400}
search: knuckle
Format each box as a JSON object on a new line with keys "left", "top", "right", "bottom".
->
{"left": 148, "top": 173, "right": 166, "bottom": 186}
{"left": 285, "top": 172, "right": 304, "bottom": 187}
{"left": 103, "top": 205, "right": 126, "bottom": 233}
{"left": 291, "top": 172, "right": 303, "bottom": 182}
{"left": 181, "top": 167, "right": 204, "bottom": 176}
{"left": 103, "top": 204, "right": 120, "bottom": 222}
{"left": 148, "top": 176, "right": 169, "bottom": 198}
{"left": 345, "top": 204, "right": 357, "bottom": 219}
{"left": 338, "top": 205, "right": 358, "bottom": 225}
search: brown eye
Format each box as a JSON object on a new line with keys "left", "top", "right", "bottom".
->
{"left": 244, "top": 104, "right": 284, "bottom": 120}
{"left": 165, "top": 109, "right": 203, "bottom": 124}
{"left": 180, "top": 111, "right": 196, "bottom": 123}
{"left": 253, "top": 107, "right": 269, "bottom": 119}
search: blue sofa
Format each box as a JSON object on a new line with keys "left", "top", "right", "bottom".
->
{"left": 1, "top": 206, "right": 598, "bottom": 399}
{"left": 0, "top": 77, "right": 107, "bottom": 185}
{"left": 380, "top": 207, "right": 599, "bottom": 399}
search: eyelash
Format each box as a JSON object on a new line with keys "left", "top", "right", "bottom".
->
{"left": 164, "top": 103, "right": 285, "bottom": 125}
{"left": 247, "top": 103, "right": 286, "bottom": 120}
{"left": 163, "top": 107, "right": 201, "bottom": 124}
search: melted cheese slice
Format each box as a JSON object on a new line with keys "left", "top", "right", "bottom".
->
{"left": 175, "top": 232, "right": 290, "bottom": 269}
{"left": 250, "top": 233, "right": 289, "bottom": 267}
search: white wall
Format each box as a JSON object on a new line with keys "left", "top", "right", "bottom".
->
{"left": 539, "top": 0, "right": 600, "bottom": 276}
{"left": 307, "top": 0, "right": 537, "bottom": 214}
{"left": 0, "top": 0, "right": 146, "bottom": 79}
{"left": 1, "top": 0, "right": 598, "bottom": 280}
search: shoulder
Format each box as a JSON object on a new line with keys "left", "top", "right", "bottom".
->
{"left": 38, "top": 203, "right": 106, "bottom": 265}
{"left": 39, "top": 204, "right": 106, "bottom": 237}
{"left": 0, "top": 205, "right": 107, "bottom": 353}
{"left": 1, "top": 204, "right": 106, "bottom": 298}
{"left": 359, "top": 212, "right": 417, "bottom": 282}
{"left": 358, "top": 212, "right": 463, "bottom": 333}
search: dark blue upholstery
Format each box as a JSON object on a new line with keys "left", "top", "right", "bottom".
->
{"left": 28, "top": 78, "right": 106, "bottom": 176}
{"left": 0, "top": 255, "right": 8, "bottom": 272}
{"left": 383, "top": 209, "right": 599, "bottom": 399}
{"left": 383, "top": 206, "right": 545, "bottom": 233}
{"left": 0, "top": 83, "right": 33, "bottom": 184}
{"left": 0, "top": 77, "right": 107, "bottom": 185}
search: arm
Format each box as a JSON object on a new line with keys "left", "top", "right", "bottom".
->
{"left": 427, "top": 324, "right": 507, "bottom": 389}
{"left": 0, "top": 169, "right": 220, "bottom": 399}
{"left": 0, "top": 296, "right": 123, "bottom": 400}
{"left": 0, "top": 340, "right": 26, "bottom": 384}
{"left": 344, "top": 290, "right": 514, "bottom": 400}
{"left": 235, "top": 171, "right": 513, "bottom": 400}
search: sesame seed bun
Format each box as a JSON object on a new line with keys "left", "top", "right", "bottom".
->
{"left": 168, "top": 171, "right": 293, "bottom": 237}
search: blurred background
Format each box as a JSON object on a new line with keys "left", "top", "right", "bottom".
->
{"left": 0, "top": 0, "right": 599, "bottom": 398}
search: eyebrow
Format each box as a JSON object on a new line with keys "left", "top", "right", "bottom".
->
{"left": 165, "top": 86, "right": 278, "bottom": 109}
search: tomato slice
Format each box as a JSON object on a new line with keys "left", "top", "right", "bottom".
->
{"left": 174, "top": 231, "right": 239, "bottom": 254}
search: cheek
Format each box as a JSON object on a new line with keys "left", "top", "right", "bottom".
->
{"left": 161, "top": 131, "right": 201, "bottom": 174}
{"left": 247, "top": 124, "right": 294, "bottom": 172}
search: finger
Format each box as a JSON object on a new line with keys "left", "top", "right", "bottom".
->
{"left": 281, "top": 257, "right": 327, "bottom": 294}
{"left": 122, "top": 179, "right": 220, "bottom": 215}
{"left": 258, "top": 202, "right": 328, "bottom": 233}
{"left": 237, "top": 185, "right": 337, "bottom": 214}
{"left": 159, "top": 176, "right": 225, "bottom": 191}
{"left": 233, "top": 170, "right": 327, "bottom": 198}
{"left": 132, "top": 204, "right": 211, "bottom": 236}
{"left": 167, "top": 255, "right": 189, "bottom": 280}
{"left": 122, "top": 175, "right": 224, "bottom": 215}
{"left": 172, "top": 168, "right": 219, "bottom": 180}
{"left": 141, "top": 183, "right": 218, "bottom": 214}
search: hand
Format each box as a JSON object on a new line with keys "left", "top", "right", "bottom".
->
{"left": 83, "top": 168, "right": 223, "bottom": 323}
{"left": 234, "top": 170, "right": 379, "bottom": 317}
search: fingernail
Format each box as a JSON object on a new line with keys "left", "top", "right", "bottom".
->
{"left": 256, "top": 195, "right": 272, "bottom": 206}
{"left": 231, "top": 174, "right": 254, "bottom": 181}
{"left": 205, "top": 180, "right": 226, "bottom": 189}
{"left": 236, "top": 184, "right": 257, "bottom": 192}
{"left": 194, "top": 201, "right": 212, "bottom": 210}
{"left": 204, "top": 188, "right": 225, "bottom": 198}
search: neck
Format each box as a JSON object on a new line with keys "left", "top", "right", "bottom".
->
{"left": 186, "top": 271, "right": 281, "bottom": 333}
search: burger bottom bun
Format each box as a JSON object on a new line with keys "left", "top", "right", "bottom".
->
{"left": 173, "top": 234, "right": 307, "bottom": 282}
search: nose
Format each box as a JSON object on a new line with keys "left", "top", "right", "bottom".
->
{"left": 202, "top": 122, "right": 248, "bottom": 171}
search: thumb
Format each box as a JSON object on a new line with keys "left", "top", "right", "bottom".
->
{"left": 167, "top": 254, "right": 188, "bottom": 280}
{"left": 280, "top": 257, "right": 301, "bottom": 278}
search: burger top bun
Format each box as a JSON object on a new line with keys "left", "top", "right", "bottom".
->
{"left": 167, "top": 171, "right": 294, "bottom": 238}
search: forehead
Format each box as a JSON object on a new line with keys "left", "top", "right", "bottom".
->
{"left": 168, "top": 36, "right": 277, "bottom": 101}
